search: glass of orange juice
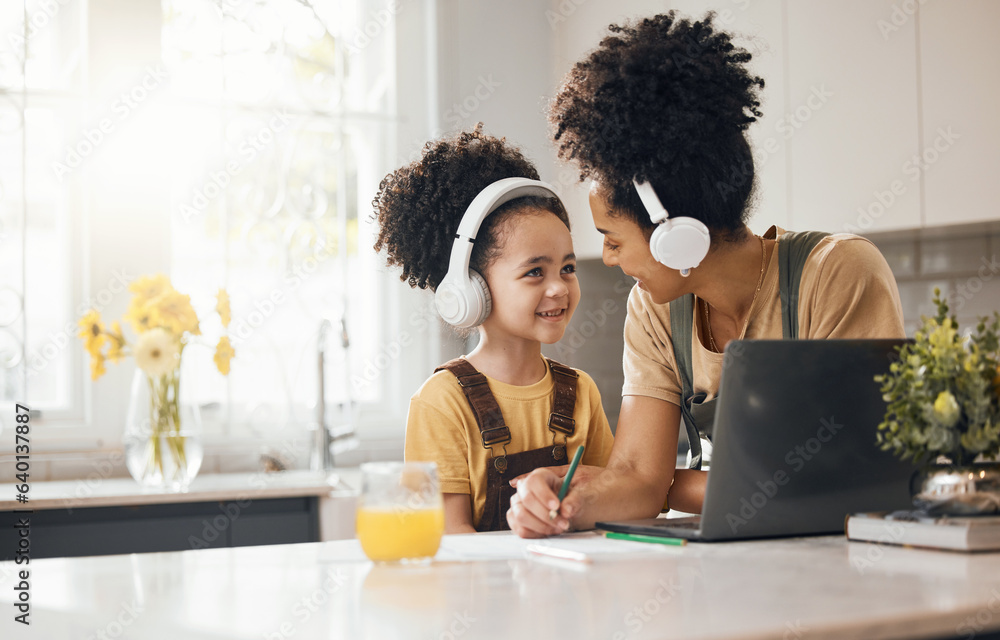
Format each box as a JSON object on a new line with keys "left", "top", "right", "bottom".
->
{"left": 356, "top": 461, "right": 444, "bottom": 564}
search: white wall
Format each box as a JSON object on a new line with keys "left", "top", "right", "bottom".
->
{"left": 551, "top": 1, "right": 1000, "bottom": 256}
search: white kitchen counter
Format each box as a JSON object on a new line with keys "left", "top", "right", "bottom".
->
{"left": 0, "top": 469, "right": 346, "bottom": 511}
{"left": 2, "top": 532, "right": 998, "bottom": 640}
{"left": 0, "top": 469, "right": 362, "bottom": 544}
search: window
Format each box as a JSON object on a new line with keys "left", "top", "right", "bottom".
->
{"left": 0, "top": 0, "right": 428, "bottom": 461}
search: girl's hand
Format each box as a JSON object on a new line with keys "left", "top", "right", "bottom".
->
{"left": 506, "top": 464, "right": 602, "bottom": 538}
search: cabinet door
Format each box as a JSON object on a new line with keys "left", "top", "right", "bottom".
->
{"left": 786, "top": 0, "right": 921, "bottom": 234}
{"left": 920, "top": 0, "right": 1000, "bottom": 227}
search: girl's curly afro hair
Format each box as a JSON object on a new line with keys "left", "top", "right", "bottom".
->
{"left": 549, "top": 11, "right": 764, "bottom": 240}
{"left": 372, "top": 124, "right": 569, "bottom": 292}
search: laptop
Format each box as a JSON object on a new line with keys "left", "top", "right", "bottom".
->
{"left": 597, "top": 339, "right": 918, "bottom": 542}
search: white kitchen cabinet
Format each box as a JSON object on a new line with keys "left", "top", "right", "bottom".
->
{"left": 670, "top": 0, "right": 790, "bottom": 235}
{"left": 785, "top": 0, "right": 922, "bottom": 235}
{"left": 919, "top": 0, "right": 1000, "bottom": 227}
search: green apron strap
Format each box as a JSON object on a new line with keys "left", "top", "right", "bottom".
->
{"left": 777, "top": 231, "right": 830, "bottom": 339}
{"left": 668, "top": 294, "right": 703, "bottom": 470}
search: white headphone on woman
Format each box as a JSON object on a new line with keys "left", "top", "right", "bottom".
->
{"left": 633, "top": 179, "right": 711, "bottom": 277}
{"left": 434, "top": 177, "right": 561, "bottom": 328}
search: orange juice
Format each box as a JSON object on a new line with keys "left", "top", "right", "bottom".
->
{"left": 356, "top": 505, "right": 445, "bottom": 562}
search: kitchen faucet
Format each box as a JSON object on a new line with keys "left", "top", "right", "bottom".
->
{"left": 313, "top": 314, "right": 351, "bottom": 472}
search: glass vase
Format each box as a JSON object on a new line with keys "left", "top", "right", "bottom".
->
{"left": 124, "top": 369, "right": 203, "bottom": 492}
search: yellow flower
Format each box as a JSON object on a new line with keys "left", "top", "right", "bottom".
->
{"left": 126, "top": 274, "right": 174, "bottom": 334}
{"left": 78, "top": 310, "right": 105, "bottom": 355}
{"left": 134, "top": 328, "right": 180, "bottom": 377}
{"left": 90, "top": 352, "right": 107, "bottom": 381}
{"left": 148, "top": 290, "right": 201, "bottom": 336}
{"left": 129, "top": 274, "right": 173, "bottom": 306}
{"left": 216, "top": 289, "right": 231, "bottom": 328}
{"left": 932, "top": 390, "right": 961, "bottom": 428}
{"left": 106, "top": 321, "right": 126, "bottom": 364}
{"left": 124, "top": 302, "right": 156, "bottom": 335}
{"left": 214, "top": 336, "right": 235, "bottom": 375}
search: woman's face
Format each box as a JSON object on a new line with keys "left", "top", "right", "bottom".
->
{"left": 481, "top": 210, "right": 580, "bottom": 345}
{"left": 589, "top": 182, "right": 680, "bottom": 304}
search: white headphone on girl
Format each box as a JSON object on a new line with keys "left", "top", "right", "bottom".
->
{"left": 633, "top": 179, "right": 711, "bottom": 277}
{"left": 435, "top": 177, "right": 561, "bottom": 328}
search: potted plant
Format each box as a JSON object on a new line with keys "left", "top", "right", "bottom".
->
{"left": 875, "top": 288, "right": 1000, "bottom": 515}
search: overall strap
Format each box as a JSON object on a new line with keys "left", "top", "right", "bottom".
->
{"left": 434, "top": 359, "right": 510, "bottom": 453}
{"left": 435, "top": 357, "right": 579, "bottom": 470}
{"left": 777, "top": 231, "right": 830, "bottom": 339}
{"left": 544, "top": 358, "right": 578, "bottom": 438}
{"left": 668, "top": 294, "right": 703, "bottom": 470}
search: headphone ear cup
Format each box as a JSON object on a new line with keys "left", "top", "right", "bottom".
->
{"left": 433, "top": 270, "right": 492, "bottom": 328}
{"left": 467, "top": 269, "right": 492, "bottom": 327}
{"left": 648, "top": 217, "right": 711, "bottom": 271}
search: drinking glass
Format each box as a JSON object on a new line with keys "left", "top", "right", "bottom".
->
{"left": 356, "top": 461, "right": 444, "bottom": 563}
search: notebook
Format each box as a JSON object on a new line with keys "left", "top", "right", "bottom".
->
{"left": 597, "top": 339, "right": 918, "bottom": 542}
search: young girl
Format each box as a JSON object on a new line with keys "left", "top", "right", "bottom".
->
{"left": 372, "top": 125, "right": 614, "bottom": 533}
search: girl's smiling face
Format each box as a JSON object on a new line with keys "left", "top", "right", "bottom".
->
{"left": 589, "top": 182, "right": 680, "bottom": 304}
{"left": 480, "top": 210, "right": 580, "bottom": 345}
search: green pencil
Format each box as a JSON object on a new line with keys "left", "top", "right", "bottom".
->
{"left": 549, "top": 444, "right": 585, "bottom": 521}
{"left": 604, "top": 531, "right": 687, "bottom": 546}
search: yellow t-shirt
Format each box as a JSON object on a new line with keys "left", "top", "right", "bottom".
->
{"left": 622, "top": 226, "right": 906, "bottom": 405}
{"left": 405, "top": 357, "right": 614, "bottom": 529}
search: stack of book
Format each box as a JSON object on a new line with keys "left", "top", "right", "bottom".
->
{"left": 846, "top": 511, "right": 1000, "bottom": 552}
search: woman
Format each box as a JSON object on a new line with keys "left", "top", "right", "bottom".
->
{"left": 507, "top": 12, "right": 904, "bottom": 538}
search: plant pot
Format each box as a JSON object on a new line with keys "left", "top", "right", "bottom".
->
{"left": 123, "top": 369, "right": 203, "bottom": 492}
{"left": 910, "top": 462, "right": 1000, "bottom": 516}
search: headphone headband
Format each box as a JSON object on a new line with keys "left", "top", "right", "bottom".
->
{"left": 436, "top": 177, "right": 561, "bottom": 328}
{"left": 632, "top": 179, "right": 669, "bottom": 224}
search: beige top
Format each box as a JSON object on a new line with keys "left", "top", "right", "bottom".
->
{"left": 622, "top": 226, "right": 906, "bottom": 405}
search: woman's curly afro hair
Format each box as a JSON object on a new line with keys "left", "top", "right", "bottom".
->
{"left": 372, "top": 124, "right": 569, "bottom": 292}
{"left": 549, "top": 11, "right": 764, "bottom": 241}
